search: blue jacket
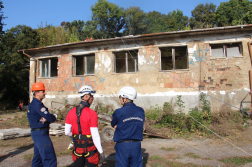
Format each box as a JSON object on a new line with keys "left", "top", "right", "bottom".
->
{"left": 111, "top": 103, "right": 145, "bottom": 142}
{"left": 27, "top": 98, "right": 56, "bottom": 129}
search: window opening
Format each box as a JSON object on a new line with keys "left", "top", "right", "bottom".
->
{"left": 160, "top": 46, "right": 188, "bottom": 70}
{"left": 40, "top": 58, "right": 58, "bottom": 77}
{"left": 115, "top": 50, "right": 138, "bottom": 73}
{"left": 210, "top": 43, "right": 242, "bottom": 57}
{"left": 73, "top": 54, "right": 95, "bottom": 76}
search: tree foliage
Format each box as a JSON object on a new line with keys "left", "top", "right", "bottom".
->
{"left": 38, "top": 24, "right": 70, "bottom": 47}
{"left": 215, "top": 0, "right": 252, "bottom": 26}
{"left": 124, "top": 6, "right": 147, "bottom": 35}
{"left": 146, "top": 11, "right": 167, "bottom": 33}
{"left": 91, "top": 0, "right": 125, "bottom": 38}
{"left": 0, "top": 25, "right": 40, "bottom": 109}
{"left": 190, "top": 3, "right": 217, "bottom": 29}
{"left": 61, "top": 20, "right": 85, "bottom": 41}
{"left": 0, "top": 1, "right": 5, "bottom": 35}
{"left": 164, "top": 9, "right": 189, "bottom": 31}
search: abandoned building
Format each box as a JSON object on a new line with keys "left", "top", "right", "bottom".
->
{"left": 19, "top": 24, "right": 252, "bottom": 113}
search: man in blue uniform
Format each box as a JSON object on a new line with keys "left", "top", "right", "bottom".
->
{"left": 111, "top": 86, "right": 145, "bottom": 167}
{"left": 27, "top": 82, "right": 57, "bottom": 167}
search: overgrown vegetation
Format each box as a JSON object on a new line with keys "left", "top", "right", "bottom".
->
{"left": 146, "top": 93, "right": 250, "bottom": 137}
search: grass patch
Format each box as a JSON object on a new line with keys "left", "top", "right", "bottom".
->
{"left": 160, "top": 147, "right": 174, "bottom": 151}
{"left": 219, "top": 156, "right": 252, "bottom": 165}
{"left": 149, "top": 155, "right": 165, "bottom": 161}
{"left": 151, "top": 163, "right": 164, "bottom": 167}
{"left": 24, "top": 153, "right": 33, "bottom": 160}
{"left": 184, "top": 152, "right": 200, "bottom": 159}
{"left": 0, "top": 115, "right": 29, "bottom": 129}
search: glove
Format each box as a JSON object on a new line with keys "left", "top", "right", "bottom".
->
{"left": 99, "top": 152, "right": 105, "bottom": 163}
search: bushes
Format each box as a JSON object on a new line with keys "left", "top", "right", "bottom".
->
{"left": 146, "top": 93, "right": 248, "bottom": 136}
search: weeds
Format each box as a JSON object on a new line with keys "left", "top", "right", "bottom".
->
{"left": 147, "top": 94, "right": 249, "bottom": 137}
{"left": 184, "top": 152, "right": 200, "bottom": 159}
{"left": 160, "top": 147, "right": 174, "bottom": 151}
{"left": 149, "top": 155, "right": 165, "bottom": 161}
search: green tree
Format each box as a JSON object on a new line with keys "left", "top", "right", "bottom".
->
{"left": 164, "top": 9, "right": 188, "bottom": 31}
{"left": 146, "top": 11, "right": 167, "bottom": 33}
{"left": 189, "top": 3, "right": 217, "bottom": 29}
{"left": 215, "top": 0, "right": 252, "bottom": 27}
{"left": 0, "top": 25, "right": 40, "bottom": 109}
{"left": 0, "top": 1, "right": 6, "bottom": 35}
{"left": 38, "top": 24, "right": 70, "bottom": 47}
{"left": 61, "top": 20, "right": 85, "bottom": 41}
{"left": 82, "top": 20, "right": 101, "bottom": 39}
{"left": 91, "top": 0, "right": 125, "bottom": 38}
{"left": 123, "top": 6, "right": 147, "bottom": 35}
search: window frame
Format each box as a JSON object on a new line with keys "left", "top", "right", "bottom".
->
{"left": 210, "top": 42, "right": 243, "bottom": 58}
{"left": 114, "top": 50, "right": 139, "bottom": 73}
{"left": 160, "top": 46, "right": 188, "bottom": 71}
{"left": 73, "top": 54, "right": 95, "bottom": 76}
{"left": 39, "top": 58, "right": 58, "bottom": 78}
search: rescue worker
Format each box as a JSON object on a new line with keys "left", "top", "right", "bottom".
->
{"left": 65, "top": 85, "right": 105, "bottom": 167}
{"left": 27, "top": 82, "right": 57, "bottom": 167}
{"left": 111, "top": 86, "right": 145, "bottom": 167}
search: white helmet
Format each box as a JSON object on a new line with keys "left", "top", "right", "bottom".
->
{"left": 78, "top": 85, "right": 96, "bottom": 97}
{"left": 118, "top": 86, "right": 137, "bottom": 100}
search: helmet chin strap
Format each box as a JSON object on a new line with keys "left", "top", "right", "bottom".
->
{"left": 122, "top": 97, "right": 127, "bottom": 106}
{"left": 82, "top": 93, "right": 92, "bottom": 105}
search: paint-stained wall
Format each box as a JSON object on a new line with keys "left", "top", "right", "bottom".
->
{"left": 30, "top": 32, "right": 252, "bottom": 113}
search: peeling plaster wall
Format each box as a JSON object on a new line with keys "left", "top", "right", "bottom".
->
{"left": 30, "top": 32, "right": 252, "bottom": 113}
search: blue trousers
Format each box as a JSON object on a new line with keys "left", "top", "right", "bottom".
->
{"left": 115, "top": 141, "right": 143, "bottom": 167}
{"left": 31, "top": 129, "right": 57, "bottom": 167}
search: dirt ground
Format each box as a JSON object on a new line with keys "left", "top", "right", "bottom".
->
{"left": 1, "top": 127, "right": 252, "bottom": 167}
{"left": 1, "top": 110, "right": 252, "bottom": 166}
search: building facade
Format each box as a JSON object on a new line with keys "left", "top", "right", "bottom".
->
{"left": 20, "top": 25, "right": 252, "bottom": 113}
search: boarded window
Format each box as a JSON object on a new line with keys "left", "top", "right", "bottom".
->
{"left": 211, "top": 43, "right": 242, "bottom": 57}
{"left": 73, "top": 54, "right": 95, "bottom": 76}
{"left": 114, "top": 50, "right": 138, "bottom": 73}
{"left": 40, "top": 58, "right": 58, "bottom": 77}
{"left": 160, "top": 46, "right": 187, "bottom": 70}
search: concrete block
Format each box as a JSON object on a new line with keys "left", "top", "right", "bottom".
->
{"left": 50, "top": 123, "right": 63, "bottom": 130}
{"left": 0, "top": 128, "right": 31, "bottom": 140}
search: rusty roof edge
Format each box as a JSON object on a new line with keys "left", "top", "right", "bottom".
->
{"left": 18, "top": 24, "right": 252, "bottom": 53}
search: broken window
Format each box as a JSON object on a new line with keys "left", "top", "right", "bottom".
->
{"left": 40, "top": 58, "right": 58, "bottom": 77}
{"left": 73, "top": 54, "right": 95, "bottom": 76}
{"left": 160, "top": 46, "right": 188, "bottom": 70}
{"left": 210, "top": 43, "right": 243, "bottom": 57}
{"left": 114, "top": 50, "right": 138, "bottom": 73}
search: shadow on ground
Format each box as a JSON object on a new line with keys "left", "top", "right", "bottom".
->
{"left": 0, "top": 143, "right": 34, "bottom": 163}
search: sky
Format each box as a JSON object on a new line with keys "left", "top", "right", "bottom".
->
{"left": 2, "top": 0, "right": 229, "bottom": 31}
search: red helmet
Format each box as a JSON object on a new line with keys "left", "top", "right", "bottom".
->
{"left": 31, "top": 82, "right": 45, "bottom": 91}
